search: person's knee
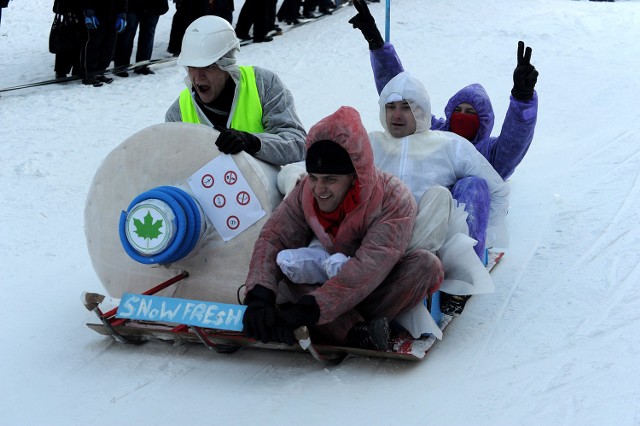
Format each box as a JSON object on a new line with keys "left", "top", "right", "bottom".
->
{"left": 417, "top": 185, "right": 451, "bottom": 211}
{"left": 452, "top": 176, "right": 489, "bottom": 201}
{"left": 409, "top": 249, "right": 444, "bottom": 294}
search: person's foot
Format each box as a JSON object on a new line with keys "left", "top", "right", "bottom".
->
{"left": 55, "top": 72, "right": 67, "bottom": 79}
{"left": 253, "top": 35, "right": 274, "bottom": 43}
{"left": 115, "top": 71, "right": 129, "bottom": 78}
{"left": 236, "top": 32, "right": 251, "bottom": 41}
{"left": 95, "top": 74, "right": 113, "bottom": 84}
{"left": 440, "top": 293, "right": 471, "bottom": 316}
{"left": 319, "top": 7, "right": 334, "bottom": 14}
{"left": 134, "top": 67, "right": 154, "bottom": 75}
{"left": 303, "top": 11, "right": 320, "bottom": 19}
{"left": 346, "top": 317, "right": 390, "bottom": 351}
{"left": 82, "top": 76, "right": 103, "bottom": 87}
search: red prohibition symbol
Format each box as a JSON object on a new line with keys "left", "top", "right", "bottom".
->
{"left": 224, "top": 170, "right": 238, "bottom": 185}
{"left": 213, "top": 194, "right": 226, "bottom": 208}
{"left": 227, "top": 215, "right": 240, "bottom": 230}
{"left": 236, "top": 191, "right": 250, "bottom": 206}
{"left": 201, "top": 174, "right": 214, "bottom": 188}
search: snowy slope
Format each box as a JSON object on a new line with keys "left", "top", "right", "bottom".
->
{"left": 1, "top": 0, "right": 640, "bottom": 424}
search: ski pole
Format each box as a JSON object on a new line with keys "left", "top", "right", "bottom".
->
{"left": 385, "top": 0, "right": 391, "bottom": 42}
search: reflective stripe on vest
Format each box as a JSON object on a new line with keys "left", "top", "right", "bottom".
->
{"left": 178, "top": 66, "right": 264, "bottom": 133}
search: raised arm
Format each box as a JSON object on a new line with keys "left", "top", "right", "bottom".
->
{"left": 349, "top": 0, "right": 404, "bottom": 94}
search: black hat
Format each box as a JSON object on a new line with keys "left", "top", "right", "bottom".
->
{"left": 306, "top": 140, "right": 355, "bottom": 175}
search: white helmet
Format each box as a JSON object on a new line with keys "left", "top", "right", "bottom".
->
{"left": 177, "top": 16, "right": 240, "bottom": 68}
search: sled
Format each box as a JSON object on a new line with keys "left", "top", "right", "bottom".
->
{"left": 83, "top": 250, "right": 504, "bottom": 365}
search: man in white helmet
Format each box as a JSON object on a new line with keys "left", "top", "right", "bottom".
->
{"left": 165, "top": 15, "right": 307, "bottom": 166}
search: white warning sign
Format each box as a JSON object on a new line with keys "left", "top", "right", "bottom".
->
{"left": 187, "top": 155, "right": 265, "bottom": 241}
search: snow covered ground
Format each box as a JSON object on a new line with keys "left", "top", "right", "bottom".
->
{"left": 2, "top": 0, "right": 640, "bottom": 424}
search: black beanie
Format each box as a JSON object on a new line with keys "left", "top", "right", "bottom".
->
{"left": 306, "top": 140, "right": 355, "bottom": 175}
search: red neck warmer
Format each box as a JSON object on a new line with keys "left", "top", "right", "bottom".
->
{"left": 313, "top": 179, "right": 361, "bottom": 238}
{"left": 450, "top": 112, "right": 480, "bottom": 142}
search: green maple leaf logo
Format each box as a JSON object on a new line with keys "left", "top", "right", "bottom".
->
{"left": 133, "top": 211, "right": 163, "bottom": 240}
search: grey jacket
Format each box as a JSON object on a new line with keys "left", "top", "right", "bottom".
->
{"left": 165, "top": 66, "right": 307, "bottom": 166}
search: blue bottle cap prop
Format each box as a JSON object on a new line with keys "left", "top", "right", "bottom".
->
{"left": 124, "top": 199, "right": 177, "bottom": 256}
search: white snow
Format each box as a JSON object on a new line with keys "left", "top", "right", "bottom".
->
{"left": 2, "top": 0, "right": 640, "bottom": 424}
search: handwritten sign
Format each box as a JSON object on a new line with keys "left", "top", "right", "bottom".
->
{"left": 115, "top": 293, "right": 246, "bottom": 331}
{"left": 187, "top": 155, "right": 265, "bottom": 241}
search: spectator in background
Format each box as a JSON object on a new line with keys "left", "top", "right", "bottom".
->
{"left": 0, "top": 0, "right": 10, "bottom": 27}
{"left": 276, "top": 0, "right": 300, "bottom": 26}
{"left": 211, "top": 0, "right": 234, "bottom": 24}
{"left": 167, "top": 0, "right": 210, "bottom": 56}
{"left": 113, "top": 0, "right": 169, "bottom": 77}
{"left": 51, "top": 0, "right": 86, "bottom": 79}
{"left": 81, "top": 0, "right": 127, "bottom": 86}
{"left": 234, "top": 0, "right": 273, "bottom": 43}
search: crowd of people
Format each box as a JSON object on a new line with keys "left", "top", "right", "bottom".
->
{"left": 157, "top": 0, "right": 540, "bottom": 351}
{"left": 46, "top": 0, "right": 345, "bottom": 86}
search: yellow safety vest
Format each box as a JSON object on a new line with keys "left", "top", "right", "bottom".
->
{"left": 179, "top": 66, "right": 264, "bottom": 133}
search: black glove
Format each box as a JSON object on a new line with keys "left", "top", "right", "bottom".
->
{"left": 215, "top": 128, "right": 261, "bottom": 155}
{"left": 271, "top": 296, "right": 320, "bottom": 346}
{"left": 242, "top": 285, "right": 277, "bottom": 343}
{"left": 348, "top": 0, "right": 384, "bottom": 50}
{"left": 511, "top": 41, "right": 539, "bottom": 101}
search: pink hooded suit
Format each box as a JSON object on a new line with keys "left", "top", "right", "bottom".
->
{"left": 244, "top": 106, "right": 443, "bottom": 343}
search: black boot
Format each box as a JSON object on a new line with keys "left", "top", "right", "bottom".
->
{"left": 134, "top": 66, "right": 155, "bottom": 75}
{"left": 253, "top": 35, "right": 274, "bottom": 43}
{"left": 82, "top": 76, "right": 103, "bottom": 87}
{"left": 95, "top": 74, "right": 114, "bottom": 84}
{"left": 440, "top": 293, "right": 471, "bottom": 316}
{"left": 346, "top": 317, "right": 390, "bottom": 351}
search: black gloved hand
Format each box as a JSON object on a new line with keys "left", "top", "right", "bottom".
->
{"left": 242, "top": 285, "right": 277, "bottom": 343}
{"left": 271, "top": 296, "right": 320, "bottom": 346}
{"left": 348, "top": 0, "right": 384, "bottom": 50}
{"left": 215, "top": 128, "right": 261, "bottom": 155}
{"left": 511, "top": 41, "right": 539, "bottom": 101}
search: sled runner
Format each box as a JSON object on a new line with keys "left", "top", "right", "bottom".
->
{"left": 83, "top": 250, "right": 504, "bottom": 365}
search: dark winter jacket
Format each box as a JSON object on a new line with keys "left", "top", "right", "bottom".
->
{"left": 371, "top": 43, "right": 538, "bottom": 180}
{"left": 127, "top": 0, "right": 169, "bottom": 15}
{"left": 244, "top": 106, "right": 418, "bottom": 324}
{"left": 81, "top": 0, "right": 127, "bottom": 17}
{"left": 53, "top": 0, "right": 84, "bottom": 14}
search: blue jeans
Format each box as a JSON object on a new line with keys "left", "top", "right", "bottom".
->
{"left": 113, "top": 13, "right": 160, "bottom": 67}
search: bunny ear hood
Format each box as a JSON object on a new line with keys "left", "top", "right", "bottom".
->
{"left": 444, "top": 83, "right": 495, "bottom": 143}
{"left": 378, "top": 72, "right": 432, "bottom": 134}
{"left": 306, "top": 106, "right": 375, "bottom": 190}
